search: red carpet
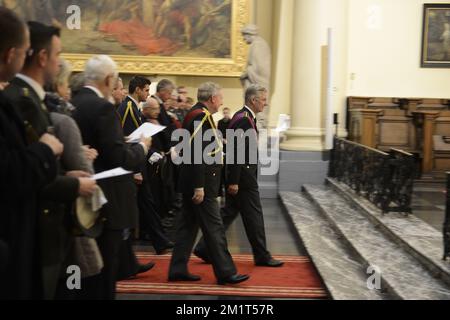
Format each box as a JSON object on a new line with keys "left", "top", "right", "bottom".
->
{"left": 117, "top": 253, "right": 328, "bottom": 299}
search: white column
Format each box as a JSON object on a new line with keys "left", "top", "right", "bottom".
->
{"left": 280, "top": 0, "right": 349, "bottom": 151}
{"left": 269, "top": 0, "right": 295, "bottom": 127}
{"left": 251, "top": 0, "right": 257, "bottom": 24}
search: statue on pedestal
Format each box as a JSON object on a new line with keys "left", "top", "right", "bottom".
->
{"left": 240, "top": 24, "right": 271, "bottom": 128}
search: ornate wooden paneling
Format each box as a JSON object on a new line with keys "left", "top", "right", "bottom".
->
{"left": 347, "top": 97, "right": 450, "bottom": 175}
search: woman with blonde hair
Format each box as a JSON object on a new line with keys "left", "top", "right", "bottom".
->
{"left": 45, "top": 58, "right": 76, "bottom": 116}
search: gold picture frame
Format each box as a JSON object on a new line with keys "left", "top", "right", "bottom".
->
{"left": 5, "top": 0, "right": 250, "bottom": 77}
{"left": 421, "top": 3, "right": 450, "bottom": 68}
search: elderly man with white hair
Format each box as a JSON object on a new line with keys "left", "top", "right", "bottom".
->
{"left": 72, "top": 55, "right": 152, "bottom": 300}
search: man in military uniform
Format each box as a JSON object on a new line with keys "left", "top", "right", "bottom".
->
{"left": 117, "top": 76, "right": 150, "bottom": 136}
{"left": 3, "top": 21, "right": 97, "bottom": 299}
{"left": 0, "top": 7, "right": 63, "bottom": 300}
{"left": 194, "top": 84, "right": 284, "bottom": 268}
{"left": 168, "top": 82, "right": 249, "bottom": 285}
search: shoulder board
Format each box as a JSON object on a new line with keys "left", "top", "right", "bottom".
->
{"left": 22, "top": 87, "right": 29, "bottom": 97}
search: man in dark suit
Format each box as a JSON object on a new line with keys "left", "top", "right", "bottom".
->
{"left": 0, "top": 8, "right": 63, "bottom": 299}
{"left": 152, "top": 79, "right": 180, "bottom": 229}
{"left": 153, "top": 79, "right": 175, "bottom": 127}
{"left": 72, "top": 55, "right": 151, "bottom": 299}
{"left": 194, "top": 84, "right": 284, "bottom": 268}
{"left": 117, "top": 76, "right": 150, "bottom": 136}
{"left": 3, "top": 20, "right": 97, "bottom": 300}
{"left": 116, "top": 76, "right": 170, "bottom": 279}
{"left": 218, "top": 107, "right": 232, "bottom": 140}
{"left": 168, "top": 82, "right": 249, "bottom": 285}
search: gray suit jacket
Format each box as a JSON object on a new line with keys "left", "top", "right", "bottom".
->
{"left": 50, "top": 112, "right": 93, "bottom": 173}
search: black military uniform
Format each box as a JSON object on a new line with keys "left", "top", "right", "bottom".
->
{"left": 152, "top": 95, "right": 179, "bottom": 226}
{"left": 217, "top": 117, "right": 231, "bottom": 196}
{"left": 117, "top": 96, "right": 142, "bottom": 136}
{"left": 4, "top": 76, "right": 80, "bottom": 299}
{"left": 195, "top": 106, "right": 283, "bottom": 267}
{"left": 218, "top": 117, "right": 231, "bottom": 142}
{"left": 168, "top": 103, "right": 237, "bottom": 282}
{"left": 0, "top": 89, "right": 57, "bottom": 300}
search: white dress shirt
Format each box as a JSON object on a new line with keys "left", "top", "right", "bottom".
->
{"left": 16, "top": 73, "right": 46, "bottom": 101}
{"left": 84, "top": 86, "right": 105, "bottom": 98}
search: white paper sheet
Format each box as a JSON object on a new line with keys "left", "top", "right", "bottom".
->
{"left": 92, "top": 167, "right": 133, "bottom": 181}
{"left": 126, "top": 123, "right": 166, "bottom": 144}
{"left": 275, "top": 114, "right": 291, "bottom": 133}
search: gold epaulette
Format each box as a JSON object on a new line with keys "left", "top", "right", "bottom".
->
{"left": 189, "top": 108, "right": 223, "bottom": 157}
{"left": 121, "top": 100, "right": 140, "bottom": 129}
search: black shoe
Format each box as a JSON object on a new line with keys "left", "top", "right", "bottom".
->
{"left": 255, "top": 258, "right": 284, "bottom": 268}
{"left": 168, "top": 273, "right": 201, "bottom": 282}
{"left": 217, "top": 274, "right": 250, "bottom": 285}
{"left": 155, "top": 242, "right": 174, "bottom": 255}
{"left": 137, "top": 262, "right": 155, "bottom": 274}
{"left": 194, "top": 250, "right": 211, "bottom": 264}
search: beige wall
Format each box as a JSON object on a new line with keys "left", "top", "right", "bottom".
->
{"left": 348, "top": 0, "right": 450, "bottom": 98}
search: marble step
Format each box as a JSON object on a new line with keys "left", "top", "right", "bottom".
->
{"left": 326, "top": 177, "right": 450, "bottom": 288}
{"left": 303, "top": 184, "right": 450, "bottom": 300}
{"left": 280, "top": 192, "right": 391, "bottom": 300}
{"left": 259, "top": 181, "right": 278, "bottom": 199}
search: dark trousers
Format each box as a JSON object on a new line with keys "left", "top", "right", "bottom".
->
{"left": 117, "top": 237, "right": 139, "bottom": 281}
{"left": 169, "top": 195, "right": 236, "bottom": 280}
{"left": 96, "top": 229, "right": 123, "bottom": 300}
{"left": 0, "top": 239, "right": 8, "bottom": 275}
{"left": 54, "top": 273, "right": 102, "bottom": 300}
{"left": 195, "top": 188, "right": 271, "bottom": 263}
{"left": 138, "top": 180, "right": 172, "bottom": 251}
{"left": 0, "top": 240, "right": 8, "bottom": 298}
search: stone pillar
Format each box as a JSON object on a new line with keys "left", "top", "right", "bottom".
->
{"left": 281, "top": 0, "right": 349, "bottom": 151}
{"left": 278, "top": 0, "right": 349, "bottom": 192}
{"left": 351, "top": 109, "right": 383, "bottom": 148}
{"left": 420, "top": 112, "right": 439, "bottom": 174}
{"left": 269, "top": 0, "right": 294, "bottom": 127}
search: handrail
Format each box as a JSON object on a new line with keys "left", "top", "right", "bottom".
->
{"left": 444, "top": 173, "right": 450, "bottom": 261}
{"left": 329, "top": 137, "right": 414, "bottom": 215}
{"left": 390, "top": 148, "right": 414, "bottom": 157}
{"left": 342, "top": 138, "right": 389, "bottom": 156}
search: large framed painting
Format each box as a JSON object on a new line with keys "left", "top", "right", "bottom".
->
{"left": 421, "top": 3, "right": 450, "bottom": 68}
{"left": 3, "top": 0, "right": 249, "bottom": 76}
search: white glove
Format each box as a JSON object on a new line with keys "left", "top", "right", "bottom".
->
{"left": 149, "top": 152, "right": 164, "bottom": 164}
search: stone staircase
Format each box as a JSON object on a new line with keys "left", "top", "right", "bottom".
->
{"left": 280, "top": 178, "right": 450, "bottom": 300}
